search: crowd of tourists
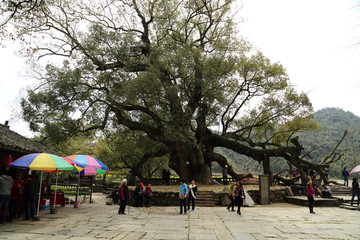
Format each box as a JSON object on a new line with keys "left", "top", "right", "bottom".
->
{"left": 111, "top": 178, "right": 247, "bottom": 216}
{"left": 0, "top": 170, "right": 46, "bottom": 225}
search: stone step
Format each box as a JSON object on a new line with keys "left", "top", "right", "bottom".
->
{"left": 196, "top": 200, "right": 215, "bottom": 203}
{"left": 196, "top": 198, "right": 215, "bottom": 201}
{"left": 332, "top": 189, "right": 351, "bottom": 192}
{"left": 194, "top": 191, "right": 215, "bottom": 206}
{"left": 196, "top": 197, "right": 214, "bottom": 200}
{"left": 340, "top": 202, "right": 360, "bottom": 207}
{"left": 284, "top": 196, "right": 340, "bottom": 207}
{"left": 196, "top": 191, "right": 214, "bottom": 195}
{"left": 197, "top": 203, "right": 215, "bottom": 207}
{"left": 339, "top": 204, "right": 360, "bottom": 211}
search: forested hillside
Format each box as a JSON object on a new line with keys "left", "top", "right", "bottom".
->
{"left": 215, "top": 108, "right": 360, "bottom": 179}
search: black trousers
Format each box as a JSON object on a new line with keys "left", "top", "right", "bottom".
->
{"left": 227, "top": 196, "right": 234, "bottom": 211}
{"left": 351, "top": 190, "right": 360, "bottom": 205}
{"left": 307, "top": 196, "right": 314, "bottom": 212}
{"left": 25, "top": 198, "right": 36, "bottom": 219}
{"left": 0, "top": 195, "right": 10, "bottom": 224}
{"left": 9, "top": 199, "right": 19, "bottom": 220}
{"left": 113, "top": 196, "right": 119, "bottom": 205}
{"left": 179, "top": 198, "right": 186, "bottom": 213}
{"left": 134, "top": 196, "right": 143, "bottom": 207}
{"left": 187, "top": 195, "right": 195, "bottom": 210}
{"left": 235, "top": 197, "right": 243, "bottom": 213}
{"left": 145, "top": 196, "right": 151, "bottom": 207}
{"left": 118, "top": 199, "right": 127, "bottom": 214}
{"left": 322, "top": 191, "right": 331, "bottom": 198}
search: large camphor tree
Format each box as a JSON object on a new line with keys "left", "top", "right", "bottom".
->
{"left": 2, "top": 0, "right": 336, "bottom": 184}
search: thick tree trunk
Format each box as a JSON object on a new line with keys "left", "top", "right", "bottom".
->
{"left": 167, "top": 140, "right": 254, "bottom": 184}
{"left": 168, "top": 143, "right": 214, "bottom": 183}
{"left": 129, "top": 171, "right": 137, "bottom": 186}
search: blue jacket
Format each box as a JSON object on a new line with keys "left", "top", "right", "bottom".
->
{"left": 342, "top": 169, "right": 349, "bottom": 177}
{"left": 179, "top": 183, "right": 188, "bottom": 197}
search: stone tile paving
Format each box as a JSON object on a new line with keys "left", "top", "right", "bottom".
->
{"left": 0, "top": 193, "right": 359, "bottom": 240}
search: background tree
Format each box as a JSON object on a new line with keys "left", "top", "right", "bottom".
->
{"left": 97, "top": 129, "right": 169, "bottom": 185}
{"left": 3, "top": 0, "right": 325, "bottom": 183}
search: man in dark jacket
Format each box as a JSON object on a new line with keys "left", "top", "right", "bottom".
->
{"left": 133, "top": 183, "right": 144, "bottom": 207}
{"left": 342, "top": 167, "right": 350, "bottom": 186}
{"left": 23, "top": 175, "right": 39, "bottom": 220}
{"left": 0, "top": 171, "right": 13, "bottom": 225}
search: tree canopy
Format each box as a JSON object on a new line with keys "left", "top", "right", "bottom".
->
{"left": 2, "top": 0, "right": 322, "bottom": 183}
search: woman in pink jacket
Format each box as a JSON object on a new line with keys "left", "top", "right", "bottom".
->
{"left": 306, "top": 181, "right": 315, "bottom": 214}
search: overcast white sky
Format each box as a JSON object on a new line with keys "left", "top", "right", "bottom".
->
{"left": 1, "top": 0, "right": 360, "bottom": 137}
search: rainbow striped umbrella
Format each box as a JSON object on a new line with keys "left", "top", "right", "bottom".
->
{"left": 10, "top": 153, "right": 75, "bottom": 216}
{"left": 66, "top": 155, "right": 108, "bottom": 170}
{"left": 350, "top": 165, "right": 360, "bottom": 175}
{"left": 66, "top": 155, "right": 108, "bottom": 201}
{"left": 66, "top": 155, "right": 108, "bottom": 175}
{"left": 10, "top": 153, "right": 74, "bottom": 171}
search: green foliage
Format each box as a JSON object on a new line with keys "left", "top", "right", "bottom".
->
{"left": 102, "top": 129, "right": 169, "bottom": 178}
{"left": 219, "top": 108, "right": 359, "bottom": 178}
{"left": 2, "top": 0, "right": 316, "bottom": 181}
{"left": 297, "top": 108, "right": 360, "bottom": 178}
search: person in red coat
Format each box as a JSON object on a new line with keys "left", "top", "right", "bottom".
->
{"left": 306, "top": 181, "right": 315, "bottom": 214}
{"left": 118, "top": 179, "right": 131, "bottom": 215}
{"left": 9, "top": 178, "right": 23, "bottom": 222}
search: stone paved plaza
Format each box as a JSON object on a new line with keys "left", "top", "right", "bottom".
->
{"left": 0, "top": 193, "right": 359, "bottom": 240}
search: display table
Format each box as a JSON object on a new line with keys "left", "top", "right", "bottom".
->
{"left": 50, "top": 192, "right": 65, "bottom": 207}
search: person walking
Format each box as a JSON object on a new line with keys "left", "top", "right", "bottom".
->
{"left": 350, "top": 178, "right": 360, "bottom": 206}
{"left": 222, "top": 165, "right": 228, "bottom": 185}
{"left": 144, "top": 184, "right": 153, "bottom": 207}
{"left": 179, "top": 179, "right": 188, "bottom": 214}
{"left": 341, "top": 167, "right": 350, "bottom": 186}
{"left": 0, "top": 170, "right": 13, "bottom": 225}
{"left": 306, "top": 181, "right": 315, "bottom": 214}
{"left": 226, "top": 182, "right": 236, "bottom": 212}
{"left": 118, "top": 179, "right": 131, "bottom": 215}
{"left": 187, "top": 180, "right": 197, "bottom": 211}
{"left": 234, "top": 181, "right": 245, "bottom": 215}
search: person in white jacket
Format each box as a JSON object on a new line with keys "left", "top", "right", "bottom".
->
{"left": 187, "top": 180, "right": 197, "bottom": 211}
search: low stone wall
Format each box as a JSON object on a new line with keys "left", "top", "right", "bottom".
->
{"left": 123, "top": 190, "right": 180, "bottom": 206}
{"left": 107, "top": 188, "right": 288, "bottom": 206}
{"left": 214, "top": 188, "right": 288, "bottom": 206}
{"left": 247, "top": 189, "right": 288, "bottom": 204}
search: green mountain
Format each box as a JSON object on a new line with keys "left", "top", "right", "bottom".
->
{"left": 298, "top": 108, "right": 360, "bottom": 178}
{"left": 215, "top": 108, "right": 360, "bottom": 179}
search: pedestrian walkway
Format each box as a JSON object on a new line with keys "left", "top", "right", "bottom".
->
{"left": 0, "top": 193, "right": 359, "bottom": 240}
